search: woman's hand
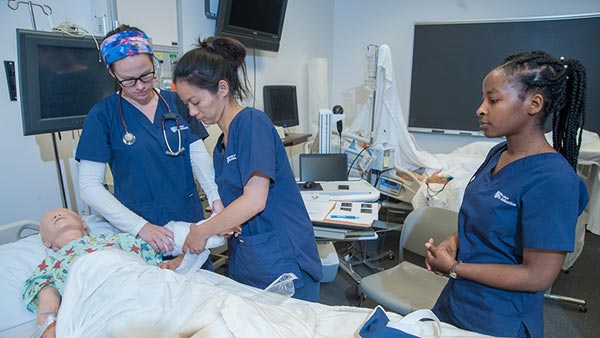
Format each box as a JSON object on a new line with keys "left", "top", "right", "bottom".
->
{"left": 158, "top": 255, "right": 184, "bottom": 270}
{"left": 138, "top": 222, "right": 175, "bottom": 254}
{"left": 425, "top": 232, "right": 458, "bottom": 274}
{"left": 183, "top": 223, "right": 210, "bottom": 254}
{"left": 434, "top": 235, "right": 458, "bottom": 259}
{"left": 219, "top": 225, "right": 242, "bottom": 238}
{"left": 425, "top": 240, "right": 457, "bottom": 275}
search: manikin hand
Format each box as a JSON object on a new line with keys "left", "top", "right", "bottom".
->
{"left": 158, "top": 255, "right": 184, "bottom": 270}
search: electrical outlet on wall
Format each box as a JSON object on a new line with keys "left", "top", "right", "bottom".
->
{"left": 93, "top": 15, "right": 107, "bottom": 36}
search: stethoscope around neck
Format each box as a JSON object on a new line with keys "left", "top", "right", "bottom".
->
{"left": 118, "top": 88, "right": 185, "bottom": 157}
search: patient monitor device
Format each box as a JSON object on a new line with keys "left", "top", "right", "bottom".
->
{"left": 369, "top": 142, "right": 395, "bottom": 171}
{"left": 375, "top": 166, "right": 421, "bottom": 204}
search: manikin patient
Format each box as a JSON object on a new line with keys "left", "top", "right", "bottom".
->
{"left": 23, "top": 208, "right": 226, "bottom": 338}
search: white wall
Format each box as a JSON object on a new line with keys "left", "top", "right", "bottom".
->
{"left": 0, "top": 0, "right": 334, "bottom": 224}
{"left": 2, "top": 0, "right": 598, "bottom": 224}
{"left": 180, "top": 0, "right": 335, "bottom": 161}
{"left": 331, "top": 0, "right": 600, "bottom": 153}
{"left": 0, "top": 1, "right": 95, "bottom": 224}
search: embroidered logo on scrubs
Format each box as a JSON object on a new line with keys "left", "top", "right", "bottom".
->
{"left": 227, "top": 154, "right": 237, "bottom": 164}
{"left": 170, "top": 125, "right": 190, "bottom": 133}
{"left": 494, "top": 190, "right": 516, "bottom": 206}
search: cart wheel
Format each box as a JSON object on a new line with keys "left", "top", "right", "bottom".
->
{"left": 388, "top": 253, "right": 395, "bottom": 260}
{"left": 578, "top": 305, "right": 587, "bottom": 313}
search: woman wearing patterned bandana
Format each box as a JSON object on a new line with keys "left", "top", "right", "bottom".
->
{"left": 76, "top": 25, "right": 224, "bottom": 260}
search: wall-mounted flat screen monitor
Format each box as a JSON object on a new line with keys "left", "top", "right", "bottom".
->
{"left": 299, "top": 153, "right": 348, "bottom": 182}
{"left": 263, "top": 85, "right": 299, "bottom": 128}
{"left": 17, "top": 29, "right": 115, "bottom": 136}
{"left": 215, "top": 0, "right": 288, "bottom": 52}
{"left": 409, "top": 15, "right": 600, "bottom": 135}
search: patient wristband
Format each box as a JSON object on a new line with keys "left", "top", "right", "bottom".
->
{"left": 39, "top": 311, "right": 58, "bottom": 317}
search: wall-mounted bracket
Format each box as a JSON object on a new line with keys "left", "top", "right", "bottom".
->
{"left": 204, "top": 0, "right": 217, "bottom": 19}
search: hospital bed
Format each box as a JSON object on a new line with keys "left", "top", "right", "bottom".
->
{"left": 0, "top": 217, "right": 492, "bottom": 338}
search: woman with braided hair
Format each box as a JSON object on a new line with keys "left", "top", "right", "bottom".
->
{"left": 173, "top": 36, "right": 322, "bottom": 301}
{"left": 425, "top": 50, "right": 588, "bottom": 337}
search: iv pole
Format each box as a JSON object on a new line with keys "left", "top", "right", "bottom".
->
{"left": 365, "top": 44, "right": 379, "bottom": 146}
{"left": 7, "top": 1, "right": 68, "bottom": 209}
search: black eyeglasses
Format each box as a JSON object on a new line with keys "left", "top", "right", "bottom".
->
{"left": 116, "top": 70, "right": 155, "bottom": 87}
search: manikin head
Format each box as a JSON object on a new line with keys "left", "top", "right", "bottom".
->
{"left": 39, "top": 208, "right": 89, "bottom": 252}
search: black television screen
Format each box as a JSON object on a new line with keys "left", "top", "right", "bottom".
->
{"left": 215, "top": 0, "right": 288, "bottom": 52}
{"left": 263, "top": 85, "right": 299, "bottom": 128}
{"left": 17, "top": 29, "right": 115, "bottom": 136}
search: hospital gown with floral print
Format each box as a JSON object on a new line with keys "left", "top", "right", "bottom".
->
{"left": 23, "top": 233, "right": 161, "bottom": 312}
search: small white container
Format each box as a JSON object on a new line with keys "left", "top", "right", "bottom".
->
{"left": 317, "top": 241, "right": 340, "bottom": 283}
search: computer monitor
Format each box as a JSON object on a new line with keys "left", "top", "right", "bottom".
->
{"left": 299, "top": 153, "right": 348, "bottom": 182}
{"left": 263, "top": 85, "right": 299, "bottom": 128}
{"left": 16, "top": 29, "right": 115, "bottom": 136}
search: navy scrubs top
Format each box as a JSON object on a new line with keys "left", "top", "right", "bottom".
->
{"left": 433, "top": 142, "right": 588, "bottom": 338}
{"left": 213, "top": 107, "right": 322, "bottom": 290}
{"left": 76, "top": 90, "right": 204, "bottom": 226}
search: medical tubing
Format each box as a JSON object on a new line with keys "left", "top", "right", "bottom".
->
{"left": 248, "top": 272, "right": 298, "bottom": 305}
{"left": 29, "top": 313, "right": 56, "bottom": 338}
{"left": 347, "top": 145, "right": 369, "bottom": 177}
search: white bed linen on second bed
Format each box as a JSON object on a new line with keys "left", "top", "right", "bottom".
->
{"left": 57, "top": 250, "right": 490, "bottom": 338}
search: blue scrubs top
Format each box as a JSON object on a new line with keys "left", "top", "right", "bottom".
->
{"left": 433, "top": 142, "right": 588, "bottom": 338}
{"left": 76, "top": 90, "right": 204, "bottom": 226}
{"left": 213, "top": 107, "right": 322, "bottom": 290}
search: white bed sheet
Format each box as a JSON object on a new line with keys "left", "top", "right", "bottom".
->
{"left": 57, "top": 250, "right": 491, "bottom": 338}
{"left": 0, "top": 216, "right": 491, "bottom": 338}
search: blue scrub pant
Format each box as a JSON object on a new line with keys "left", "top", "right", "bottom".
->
{"left": 292, "top": 270, "right": 320, "bottom": 302}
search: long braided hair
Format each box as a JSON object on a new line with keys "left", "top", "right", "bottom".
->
{"left": 498, "top": 50, "right": 587, "bottom": 169}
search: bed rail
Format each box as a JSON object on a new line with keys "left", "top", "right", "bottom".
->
{"left": 0, "top": 220, "right": 39, "bottom": 245}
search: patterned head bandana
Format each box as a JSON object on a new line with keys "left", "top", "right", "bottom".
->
{"left": 100, "top": 30, "right": 153, "bottom": 67}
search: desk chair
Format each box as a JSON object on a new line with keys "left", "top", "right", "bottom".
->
{"left": 358, "top": 206, "right": 458, "bottom": 315}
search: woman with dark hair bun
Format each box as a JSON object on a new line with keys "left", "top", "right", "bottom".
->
{"left": 174, "top": 37, "right": 322, "bottom": 302}
{"left": 425, "top": 50, "right": 588, "bottom": 338}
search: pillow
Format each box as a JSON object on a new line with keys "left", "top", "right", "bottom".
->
{"left": 0, "top": 234, "right": 49, "bottom": 331}
{"left": 0, "top": 215, "right": 118, "bottom": 331}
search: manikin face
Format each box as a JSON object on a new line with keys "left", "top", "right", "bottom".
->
{"left": 40, "top": 208, "right": 89, "bottom": 251}
{"left": 110, "top": 53, "right": 156, "bottom": 105}
{"left": 175, "top": 80, "right": 227, "bottom": 125}
{"left": 475, "top": 69, "right": 535, "bottom": 139}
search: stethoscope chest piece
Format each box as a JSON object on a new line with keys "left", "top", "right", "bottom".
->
{"left": 122, "top": 132, "right": 136, "bottom": 145}
{"left": 118, "top": 89, "right": 183, "bottom": 154}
